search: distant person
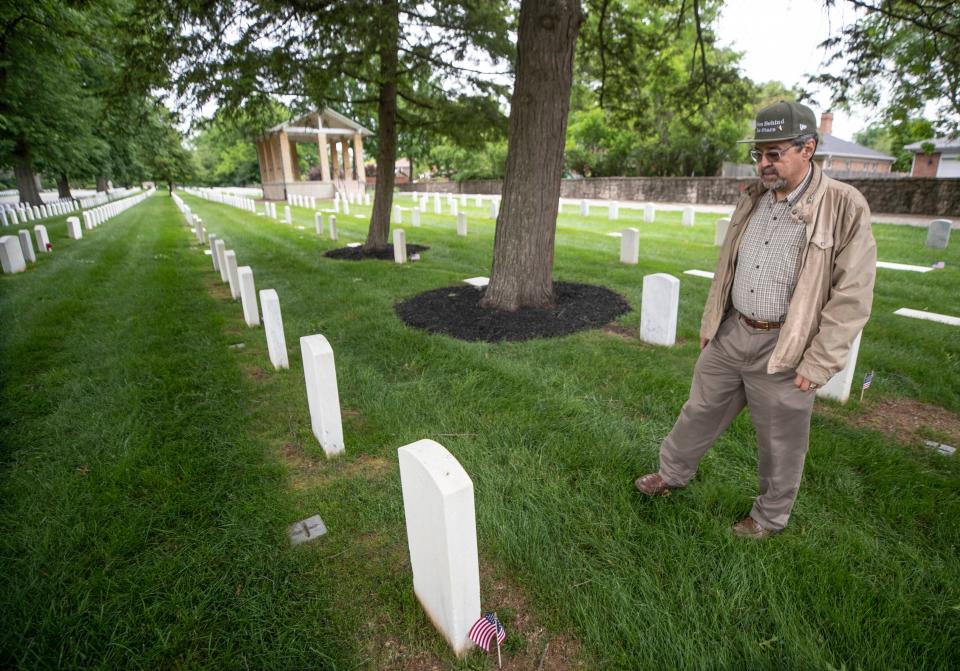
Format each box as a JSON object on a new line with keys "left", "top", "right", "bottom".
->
{"left": 634, "top": 101, "right": 876, "bottom": 538}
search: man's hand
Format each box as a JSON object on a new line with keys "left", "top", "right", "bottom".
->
{"left": 700, "top": 337, "right": 709, "bottom": 350}
{"left": 794, "top": 374, "right": 818, "bottom": 391}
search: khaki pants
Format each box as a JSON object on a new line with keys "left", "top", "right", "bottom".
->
{"left": 658, "top": 312, "right": 816, "bottom": 531}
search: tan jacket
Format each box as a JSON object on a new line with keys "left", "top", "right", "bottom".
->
{"left": 701, "top": 162, "right": 876, "bottom": 385}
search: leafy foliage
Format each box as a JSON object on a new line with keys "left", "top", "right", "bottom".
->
{"left": 813, "top": 0, "right": 960, "bottom": 131}
{"left": 855, "top": 117, "right": 937, "bottom": 172}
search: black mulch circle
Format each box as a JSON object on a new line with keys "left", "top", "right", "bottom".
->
{"left": 395, "top": 281, "right": 631, "bottom": 342}
{"left": 324, "top": 243, "right": 429, "bottom": 261}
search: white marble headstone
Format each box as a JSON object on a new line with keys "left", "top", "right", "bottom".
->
{"left": 300, "top": 334, "right": 345, "bottom": 456}
{"left": 0, "top": 235, "right": 26, "bottom": 274}
{"left": 925, "top": 219, "right": 952, "bottom": 248}
{"left": 398, "top": 439, "right": 480, "bottom": 658}
{"left": 411, "top": 207, "right": 421, "bottom": 227}
{"left": 214, "top": 239, "right": 228, "bottom": 282}
{"left": 816, "top": 330, "right": 862, "bottom": 404}
{"left": 456, "top": 213, "right": 467, "bottom": 236}
{"left": 608, "top": 202, "right": 619, "bottom": 220}
{"left": 33, "top": 225, "right": 50, "bottom": 253}
{"left": 715, "top": 217, "right": 731, "bottom": 246}
{"left": 208, "top": 234, "right": 220, "bottom": 271}
{"left": 644, "top": 203, "right": 655, "bottom": 223}
{"left": 66, "top": 217, "right": 82, "bottom": 240}
{"left": 620, "top": 228, "right": 640, "bottom": 265}
{"left": 640, "top": 273, "right": 680, "bottom": 346}
{"left": 393, "top": 228, "right": 407, "bottom": 264}
{"left": 682, "top": 207, "right": 695, "bottom": 226}
{"left": 329, "top": 215, "right": 338, "bottom": 241}
{"left": 17, "top": 229, "right": 35, "bottom": 264}
{"left": 237, "top": 266, "right": 260, "bottom": 327}
{"left": 224, "top": 250, "right": 240, "bottom": 300}
{"left": 260, "top": 289, "right": 289, "bottom": 369}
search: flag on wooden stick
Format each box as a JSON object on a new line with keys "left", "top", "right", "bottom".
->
{"left": 860, "top": 371, "right": 874, "bottom": 401}
{"left": 468, "top": 612, "right": 505, "bottom": 652}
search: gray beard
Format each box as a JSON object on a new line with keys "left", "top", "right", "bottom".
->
{"left": 762, "top": 176, "right": 787, "bottom": 192}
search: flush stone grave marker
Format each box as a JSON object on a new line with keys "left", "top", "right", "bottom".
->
{"left": 640, "top": 273, "right": 680, "bottom": 346}
{"left": 260, "top": 289, "right": 289, "bottom": 369}
{"left": 620, "top": 228, "right": 640, "bottom": 264}
{"left": 925, "top": 219, "right": 952, "bottom": 248}
{"left": 398, "top": 439, "right": 481, "bottom": 658}
{"left": 300, "top": 333, "right": 345, "bottom": 456}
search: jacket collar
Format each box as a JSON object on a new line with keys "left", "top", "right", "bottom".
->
{"left": 743, "top": 161, "right": 828, "bottom": 227}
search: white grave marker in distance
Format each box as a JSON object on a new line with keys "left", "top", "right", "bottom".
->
{"left": 260, "top": 289, "right": 289, "bottom": 369}
{"left": 456, "top": 213, "right": 467, "bottom": 236}
{"left": 314, "top": 212, "right": 323, "bottom": 236}
{"left": 393, "top": 204, "right": 402, "bottom": 224}
{"left": 398, "top": 439, "right": 480, "bottom": 658}
{"left": 208, "top": 234, "right": 220, "bottom": 271}
{"left": 284, "top": 205, "right": 292, "bottom": 225}
{"left": 224, "top": 250, "right": 241, "bottom": 300}
{"left": 640, "top": 273, "right": 680, "bottom": 346}
{"left": 433, "top": 193, "right": 442, "bottom": 214}
{"left": 644, "top": 203, "right": 655, "bottom": 223}
{"left": 34, "top": 225, "right": 50, "bottom": 253}
{"left": 17, "top": 229, "right": 35, "bottom": 263}
{"left": 329, "top": 215, "right": 338, "bottom": 241}
{"left": 682, "top": 207, "right": 695, "bottom": 226}
{"left": 214, "top": 239, "right": 229, "bottom": 282}
{"left": 411, "top": 207, "right": 421, "bottom": 227}
{"left": 609, "top": 202, "right": 619, "bottom": 220}
{"left": 300, "top": 334, "right": 345, "bottom": 456}
{"left": 620, "top": 228, "right": 640, "bottom": 264}
{"left": 580, "top": 199, "right": 589, "bottom": 216}
{"left": 0, "top": 235, "right": 27, "bottom": 274}
{"left": 66, "top": 216, "right": 83, "bottom": 240}
{"left": 715, "top": 217, "right": 731, "bottom": 246}
{"left": 237, "top": 266, "right": 260, "bottom": 327}
{"left": 925, "top": 219, "right": 952, "bottom": 249}
{"left": 393, "top": 228, "right": 407, "bottom": 263}
{"left": 816, "top": 330, "right": 862, "bottom": 404}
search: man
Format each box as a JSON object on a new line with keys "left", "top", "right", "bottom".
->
{"left": 634, "top": 101, "right": 876, "bottom": 538}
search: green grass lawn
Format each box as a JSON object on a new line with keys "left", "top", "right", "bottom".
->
{"left": 1, "top": 193, "right": 958, "bottom": 669}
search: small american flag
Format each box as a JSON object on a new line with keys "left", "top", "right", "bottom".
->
{"left": 862, "top": 371, "right": 874, "bottom": 390}
{"left": 468, "top": 612, "right": 505, "bottom": 652}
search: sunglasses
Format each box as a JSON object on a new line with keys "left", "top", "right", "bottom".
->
{"left": 749, "top": 145, "right": 798, "bottom": 163}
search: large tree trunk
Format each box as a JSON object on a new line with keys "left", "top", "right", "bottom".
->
{"left": 57, "top": 172, "right": 73, "bottom": 200}
{"left": 364, "top": 0, "right": 399, "bottom": 252}
{"left": 13, "top": 139, "right": 42, "bottom": 206}
{"left": 480, "top": 0, "right": 583, "bottom": 311}
{"left": 96, "top": 177, "right": 109, "bottom": 192}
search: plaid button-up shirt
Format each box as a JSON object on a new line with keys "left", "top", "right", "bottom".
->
{"left": 732, "top": 167, "right": 813, "bottom": 322}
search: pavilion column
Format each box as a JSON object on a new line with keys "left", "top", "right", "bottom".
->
{"left": 318, "top": 131, "right": 331, "bottom": 182}
{"left": 353, "top": 133, "right": 366, "bottom": 184}
{"left": 340, "top": 140, "right": 353, "bottom": 180}
{"left": 267, "top": 134, "right": 280, "bottom": 182}
{"left": 278, "top": 129, "right": 293, "bottom": 186}
{"left": 289, "top": 142, "right": 301, "bottom": 181}
{"left": 256, "top": 139, "right": 269, "bottom": 185}
{"left": 330, "top": 141, "right": 340, "bottom": 180}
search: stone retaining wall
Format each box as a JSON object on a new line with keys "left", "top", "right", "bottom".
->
{"left": 399, "top": 176, "right": 960, "bottom": 217}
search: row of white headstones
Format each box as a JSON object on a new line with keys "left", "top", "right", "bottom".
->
{"left": 173, "top": 190, "right": 497, "bottom": 657}
{"left": 1, "top": 198, "right": 80, "bottom": 227}
{"left": 0, "top": 189, "right": 155, "bottom": 275}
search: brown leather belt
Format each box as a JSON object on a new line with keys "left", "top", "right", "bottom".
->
{"left": 739, "top": 312, "right": 782, "bottom": 330}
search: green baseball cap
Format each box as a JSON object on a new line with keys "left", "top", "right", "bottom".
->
{"left": 739, "top": 100, "right": 817, "bottom": 144}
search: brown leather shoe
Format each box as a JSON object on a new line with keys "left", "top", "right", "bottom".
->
{"left": 634, "top": 473, "right": 673, "bottom": 496}
{"left": 732, "top": 516, "right": 778, "bottom": 539}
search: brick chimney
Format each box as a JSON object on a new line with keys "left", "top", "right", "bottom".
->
{"left": 820, "top": 111, "right": 833, "bottom": 135}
